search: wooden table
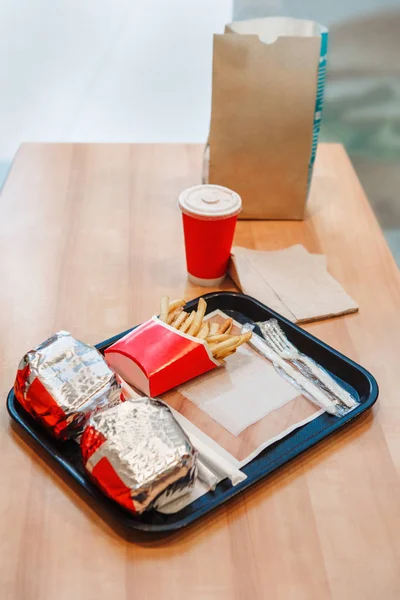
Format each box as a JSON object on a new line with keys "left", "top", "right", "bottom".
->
{"left": 1, "top": 143, "right": 400, "bottom": 600}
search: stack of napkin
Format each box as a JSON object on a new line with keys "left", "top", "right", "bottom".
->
{"left": 229, "top": 245, "right": 358, "bottom": 323}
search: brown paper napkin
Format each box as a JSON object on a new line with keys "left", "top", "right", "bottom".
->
{"left": 229, "top": 245, "right": 358, "bottom": 323}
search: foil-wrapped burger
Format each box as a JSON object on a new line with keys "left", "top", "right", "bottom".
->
{"left": 14, "top": 331, "right": 121, "bottom": 439}
{"left": 81, "top": 397, "right": 197, "bottom": 514}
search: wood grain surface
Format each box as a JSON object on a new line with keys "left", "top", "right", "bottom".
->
{"left": 1, "top": 143, "right": 400, "bottom": 600}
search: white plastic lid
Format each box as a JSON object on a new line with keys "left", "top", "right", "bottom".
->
{"left": 178, "top": 184, "right": 242, "bottom": 220}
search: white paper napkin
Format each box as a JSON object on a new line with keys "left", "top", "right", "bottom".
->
{"left": 177, "top": 343, "right": 298, "bottom": 436}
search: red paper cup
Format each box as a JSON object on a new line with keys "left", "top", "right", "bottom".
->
{"left": 178, "top": 184, "right": 242, "bottom": 286}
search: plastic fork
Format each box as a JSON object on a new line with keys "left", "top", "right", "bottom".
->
{"left": 257, "top": 319, "right": 358, "bottom": 409}
{"left": 242, "top": 323, "right": 344, "bottom": 416}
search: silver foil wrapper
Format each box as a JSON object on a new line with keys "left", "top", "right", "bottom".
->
{"left": 14, "top": 330, "right": 121, "bottom": 439}
{"left": 81, "top": 397, "right": 197, "bottom": 514}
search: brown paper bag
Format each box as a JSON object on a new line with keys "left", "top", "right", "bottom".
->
{"left": 205, "top": 17, "right": 327, "bottom": 220}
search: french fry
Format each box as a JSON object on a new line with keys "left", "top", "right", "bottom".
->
{"left": 214, "top": 346, "right": 238, "bottom": 359}
{"left": 210, "top": 335, "right": 240, "bottom": 356}
{"left": 238, "top": 331, "right": 252, "bottom": 345}
{"left": 160, "top": 294, "right": 250, "bottom": 365}
{"left": 206, "top": 334, "right": 231, "bottom": 344}
{"left": 213, "top": 347, "right": 238, "bottom": 360}
{"left": 217, "top": 318, "right": 233, "bottom": 334}
{"left": 209, "top": 322, "right": 219, "bottom": 336}
{"left": 168, "top": 299, "right": 186, "bottom": 313}
{"left": 216, "top": 348, "right": 237, "bottom": 360}
{"left": 171, "top": 310, "right": 188, "bottom": 329}
{"left": 167, "top": 306, "right": 183, "bottom": 324}
{"left": 160, "top": 296, "right": 170, "bottom": 322}
{"left": 211, "top": 331, "right": 252, "bottom": 357}
{"left": 180, "top": 311, "right": 195, "bottom": 333}
{"left": 197, "top": 322, "right": 209, "bottom": 340}
{"left": 188, "top": 297, "right": 207, "bottom": 337}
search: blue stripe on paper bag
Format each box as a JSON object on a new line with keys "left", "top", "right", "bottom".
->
{"left": 307, "top": 30, "right": 328, "bottom": 193}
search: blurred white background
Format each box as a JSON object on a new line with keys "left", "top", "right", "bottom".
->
{"left": 0, "top": 0, "right": 232, "bottom": 180}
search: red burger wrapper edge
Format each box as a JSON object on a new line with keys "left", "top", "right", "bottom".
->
{"left": 104, "top": 316, "right": 220, "bottom": 397}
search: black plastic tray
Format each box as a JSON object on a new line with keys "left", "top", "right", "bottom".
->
{"left": 7, "top": 292, "right": 378, "bottom": 533}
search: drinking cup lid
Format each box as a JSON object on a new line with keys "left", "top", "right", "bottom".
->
{"left": 178, "top": 184, "right": 242, "bottom": 220}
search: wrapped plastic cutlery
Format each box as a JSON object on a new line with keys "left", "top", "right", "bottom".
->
{"left": 242, "top": 323, "right": 349, "bottom": 417}
{"left": 258, "top": 319, "right": 358, "bottom": 410}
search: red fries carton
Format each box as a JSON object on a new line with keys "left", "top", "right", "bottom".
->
{"left": 104, "top": 317, "right": 220, "bottom": 396}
